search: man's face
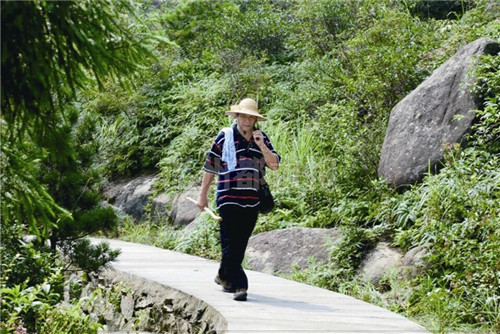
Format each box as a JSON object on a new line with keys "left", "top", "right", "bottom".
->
{"left": 237, "top": 114, "right": 257, "bottom": 132}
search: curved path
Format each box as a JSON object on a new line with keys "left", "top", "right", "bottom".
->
{"left": 92, "top": 238, "right": 428, "bottom": 333}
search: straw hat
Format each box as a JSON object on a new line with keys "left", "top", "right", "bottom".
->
{"left": 226, "top": 98, "right": 267, "bottom": 121}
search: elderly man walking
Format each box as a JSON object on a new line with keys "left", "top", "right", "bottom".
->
{"left": 197, "top": 98, "right": 280, "bottom": 301}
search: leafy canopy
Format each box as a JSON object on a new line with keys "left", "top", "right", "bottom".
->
{"left": 1, "top": 0, "right": 151, "bottom": 142}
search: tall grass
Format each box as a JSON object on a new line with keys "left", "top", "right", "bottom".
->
{"left": 116, "top": 215, "right": 221, "bottom": 261}
{"left": 254, "top": 119, "right": 340, "bottom": 232}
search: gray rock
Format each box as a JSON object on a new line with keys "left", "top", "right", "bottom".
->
{"left": 401, "top": 244, "right": 430, "bottom": 279}
{"left": 170, "top": 185, "right": 202, "bottom": 226}
{"left": 184, "top": 215, "right": 205, "bottom": 231}
{"left": 136, "top": 295, "right": 155, "bottom": 309}
{"left": 110, "top": 313, "right": 127, "bottom": 331}
{"left": 245, "top": 227, "right": 340, "bottom": 274}
{"left": 102, "top": 175, "right": 174, "bottom": 222}
{"left": 359, "top": 242, "right": 402, "bottom": 285}
{"left": 378, "top": 38, "right": 499, "bottom": 188}
{"left": 151, "top": 192, "right": 173, "bottom": 222}
{"left": 88, "top": 268, "right": 225, "bottom": 333}
{"left": 102, "top": 175, "right": 202, "bottom": 225}
{"left": 120, "top": 293, "right": 135, "bottom": 321}
{"left": 103, "top": 175, "right": 158, "bottom": 221}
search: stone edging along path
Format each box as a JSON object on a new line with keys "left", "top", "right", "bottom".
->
{"left": 90, "top": 238, "right": 428, "bottom": 333}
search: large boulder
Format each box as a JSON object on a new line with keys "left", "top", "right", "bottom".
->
{"left": 358, "top": 242, "right": 402, "bottom": 285}
{"left": 103, "top": 175, "right": 158, "bottom": 221}
{"left": 170, "top": 185, "right": 202, "bottom": 227}
{"left": 359, "top": 243, "right": 432, "bottom": 285}
{"left": 245, "top": 227, "right": 340, "bottom": 275}
{"left": 151, "top": 192, "right": 174, "bottom": 222}
{"left": 102, "top": 176, "right": 202, "bottom": 226}
{"left": 103, "top": 175, "right": 174, "bottom": 223}
{"left": 400, "top": 244, "right": 430, "bottom": 279}
{"left": 378, "top": 38, "right": 499, "bottom": 188}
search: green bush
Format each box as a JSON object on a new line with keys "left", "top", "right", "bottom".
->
{"left": 1, "top": 1, "right": 154, "bottom": 331}
{"left": 470, "top": 53, "right": 500, "bottom": 153}
{"left": 340, "top": 2, "right": 442, "bottom": 117}
{"left": 174, "top": 216, "right": 221, "bottom": 260}
{"left": 290, "top": 0, "right": 358, "bottom": 57}
{"left": 407, "top": 0, "right": 476, "bottom": 20}
{"left": 1, "top": 230, "right": 60, "bottom": 288}
{"left": 1, "top": 271, "right": 101, "bottom": 334}
{"left": 162, "top": 0, "right": 294, "bottom": 65}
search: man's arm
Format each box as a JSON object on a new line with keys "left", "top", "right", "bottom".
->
{"left": 259, "top": 144, "right": 279, "bottom": 170}
{"left": 253, "top": 130, "right": 279, "bottom": 170}
{"left": 197, "top": 171, "right": 215, "bottom": 210}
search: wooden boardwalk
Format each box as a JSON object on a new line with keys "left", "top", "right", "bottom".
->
{"left": 92, "top": 238, "right": 428, "bottom": 333}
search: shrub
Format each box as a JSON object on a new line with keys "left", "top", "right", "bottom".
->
{"left": 290, "top": 0, "right": 358, "bottom": 57}
{"left": 1, "top": 271, "right": 102, "bottom": 334}
{"left": 407, "top": 0, "right": 476, "bottom": 20}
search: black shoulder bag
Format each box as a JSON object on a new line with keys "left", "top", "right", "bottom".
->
{"left": 258, "top": 177, "right": 274, "bottom": 214}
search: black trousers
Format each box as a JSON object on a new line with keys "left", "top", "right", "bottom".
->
{"left": 218, "top": 205, "right": 258, "bottom": 290}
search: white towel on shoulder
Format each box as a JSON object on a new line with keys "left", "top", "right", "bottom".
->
{"left": 221, "top": 127, "right": 236, "bottom": 172}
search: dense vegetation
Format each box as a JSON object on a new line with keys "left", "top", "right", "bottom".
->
{"left": 1, "top": 1, "right": 155, "bottom": 332}
{"left": 2, "top": 0, "right": 499, "bottom": 333}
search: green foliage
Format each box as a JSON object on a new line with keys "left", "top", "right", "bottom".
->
{"left": 1, "top": 0, "right": 152, "bottom": 141}
{"left": 89, "top": 53, "right": 230, "bottom": 180}
{"left": 153, "top": 70, "right": 233, "bottom": 185}
{"left": 436, "top": 0, "right": 500, "bottom": 55}
{"left": 117, "top": 215, "right": 221, "bottom": 261}
{"left": 36, "top": 299, "right": 102, "bottom": 334}
{"left": 392, "top": 54, "right": 500, "bottom": 331}
{"left": 1, "top": 230, "right": 60, "bottom": 288}
{"left": 339, "top": 2, "right": 441, "bottom": 117}
{"left": 174, "top": 216, "right": 221, "bottom": 260}
{"left": 289, "top": 222, "right": 376, "bottom": 291}
{"left": 0, "top": 135, "right": 70, "bottom": 242}
{"left": 1, "top": 1, "right": 157, "bottom": 332}
{"left": 255, "top": 120, "right": 338, "bottom": 230}
{"left": 33, "top": 107, "right": 119, "bottom": 250}
{"left": 407, "top": 0, "right": 476, "bottom": 20}
{"left": 1, "top": 0, "right": 150, "bottom": 247}
{"left": 291, "top": 0, "right": 358, "bottom": 57}
{"left": 470, "top": 53, "right": 500, "bottom": 153}
{"left": 60, "top": 239, "right": 121, "bottom": 276}
{"left": 162, "top": 0, "right": 235, "bottom": 60}
{"left": 1, "top": 274, "right": 60, "bottom": 333}
{"left": 162, "top": 0, "right": 294, "bottom": 65}
{"left": 222, "top": 0, "right": 294, "bottom": 64}
{"left": 0, "top": 226, "right": 117, "bottom": 333}
{"left": 376, "top": 123, "right": 500, "bottom": 330}
{"left": 1, "top": 274, "right": 102, "bottom": 334}
{"left": 1, "top": 0, "right": 153, "bottom": 249}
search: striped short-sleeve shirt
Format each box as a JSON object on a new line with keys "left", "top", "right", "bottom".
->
{"left": 203, "top": 124, "right": 281, "bottom": 209}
